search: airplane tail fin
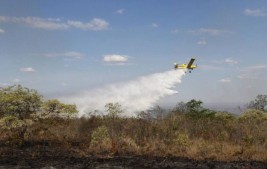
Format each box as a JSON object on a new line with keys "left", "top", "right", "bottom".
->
{"left": 174, "top": 63, "right": 178, "bottom": 69}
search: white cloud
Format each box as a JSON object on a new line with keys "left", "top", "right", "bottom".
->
{"left": 0, "top": 16, "right": 109, "bottom": 31}
{"left": 237, "top": 73, "right": 260, "bottom": 80}
{"left": 241, "top": 65, "right": 267, "bottom": 71}
{"left": 197, "top": 39, "right": 207, "bottom": 45}
{"left": 189, "top": 28, "right": 231, "bottom": 36}
{"left": 20, "top": 17, "right": 68, "bottom": 30}
{"left": 152, "top": 23, "right": 159, "bottom": 28}
{"left": 41, "top": 51, "right": 84, "bottom": 59}
{"left": 224, "top": 58, "right": 238, "bottom": 65}
{"left": 7, "top": 16, "right": 68, "bottom": 30}
{"left": 244, "top": 9, "right": 267, "bottom": 16}
{"left": 0, "top": 28, "right": 5, "bottom": 33}
{"left": 63, "top": 52, "right": 84, "bottom": 59}
{"left": 238, "top": 64, "right": 267, "bottom": 79}
{"left": 247, "top": 65, "right": 267, "bottom": 70}
{"left": 103, "top": 54, "right": 129, "bottom": 63}
{"left": 211, "top": 58, "right": 238, "bottom": 65}
{"left": 116, "top": 9, "right": 125, "bottom": 14}
{"left": 238, "top": 71, "right": 267, "bottom": 80}
{"left": 0, "top": 16, "right": 8, "bottom": 22}
{"left": 61, "top": 82, "right": 69, "bottom": 86}
{"left": 20, "top": 67, "right": 36, "bottom": 72}
{"left": 172, "top": 29, "right": 179, "bottom": 33}
{"left": 0, "top": 82, "right": 10, "bottom": 87}
{"left": 67, "top": 18, "right": 109, "bottom": 31}
{"left": 13, "top": 78, "right": 20, "bottom": 83}
{"left": 199, "top": 65, "right": 221, "bottom": 70}
{"left": 219, "top": 78, "right": 231, "bottom": 83}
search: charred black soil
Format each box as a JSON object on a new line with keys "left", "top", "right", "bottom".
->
{"left": 0, "top": 145, "right": 266, "bottom": 169}
{"left": 1, "top": 155, "right": 267, "bottom": 169}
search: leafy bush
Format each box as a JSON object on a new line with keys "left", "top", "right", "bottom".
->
{"left": 239, "top": 109, "right": 267, "bottom": 123}
{"left": 41, "top": 99, "right": 78, "bottom": 115}
{"left": 215, "top": 112, "right": 236, "bottom": 122}
{"left": 0, "top": 115, "right": 27, "bottom": 142}
{"left": 90, "top": 126, "right": 111, "bottom": 147}
{"left": 173, "top": 132, "right": 191, "bottom": 152}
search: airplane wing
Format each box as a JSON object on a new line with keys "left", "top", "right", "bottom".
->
{"left": 187, "top": 58, "right": 195, "bottom": 68}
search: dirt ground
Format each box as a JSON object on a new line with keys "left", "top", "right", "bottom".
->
{"left": 0, "top": 155, "right": 267, "bottom": 169}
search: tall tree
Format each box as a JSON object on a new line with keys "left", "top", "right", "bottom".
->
{"left": 248, "top": 95, "right": 267, "bottom": 111}
{"left": 185, "top": 99, "right": 215, "bottom": 119}
{"left": 0, "top": 85, "right": 42, "bottom": 119}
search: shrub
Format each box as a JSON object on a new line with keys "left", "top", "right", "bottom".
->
{"left": 173, "top": 132, "right": 191, "bottom": 152}
{"left": 41, "top": 99, "right": 78, "bottom": 115}
{"left": 239, "top": 109, "right": 267, "bottom": 123}
{"left": 215, "top": 112, "right": 236, "bottom": 122}
{"left": 90, "top": 126, "right": 111, "bottom": 148}
{"left": 0, "top": 115, "right": 27, "bottom": 142}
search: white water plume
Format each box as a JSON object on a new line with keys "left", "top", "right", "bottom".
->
{"left": 62, "top": 69, "right": 186, "bottom": 117}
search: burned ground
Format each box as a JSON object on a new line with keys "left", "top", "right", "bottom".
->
{"left": 0, "top": 143, "right": 266, "bottom": 169}
{"left": 1, "top": 154, "right": 266, "bottom": 169}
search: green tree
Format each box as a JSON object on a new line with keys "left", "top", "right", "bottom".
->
{"left": 186, "top": 99, "right": 203, "bottom": 114}
{"left": 104, "top": 102, "right": 123, "bottom": 153}
{"left": 247, "top": 94, "right": 267, "bottom": 111}
{"left": 41, "top": 99, "right": 62, "bottom": 113}
{"left": 0, "top": 85, "right": 42, "bottom": 119}
{"left": 41, "top": 99, "right": 78, "bottom": 115}
{"left": 185, "top": 99, "right": 215, "bottom": 119}
{"left": 60, "top": 104, "right": 78, "bottom": 114}
{"left": 105, "top": 102, "right": 123, "bottom": 119}
{"left": 174, "top": 101, "right": 187, "bottom": 114}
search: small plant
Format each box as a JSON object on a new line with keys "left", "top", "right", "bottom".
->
{"left": 90, "top": 126, "right": 111, "bottom": 148}
{"left": 0, "top": 115, "right": 27, "bottom": 144}
{"left": 196, "top": 139, "right": 213, "bottom": 158}
{"left": 174, "top": 132, "right": 191, "bottom": 153}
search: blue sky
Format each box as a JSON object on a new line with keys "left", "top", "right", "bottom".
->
{"left": 0, "top": 0, "right": 267, "bottom": 107}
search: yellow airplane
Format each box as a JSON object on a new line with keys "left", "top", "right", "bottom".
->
{"left": 174, "top": 58, "right": 197, "bottom": 73}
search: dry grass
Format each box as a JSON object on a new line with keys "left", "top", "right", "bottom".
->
{"left": 0, "top": 109, "right": 266, "bottom": 161}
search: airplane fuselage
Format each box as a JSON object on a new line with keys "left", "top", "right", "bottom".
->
{"left": 175, "top": 64, "right": 196, "bottom": 69}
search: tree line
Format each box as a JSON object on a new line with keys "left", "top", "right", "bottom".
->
{"left": 0, "top": 84, "right": 266, "bottom": 161}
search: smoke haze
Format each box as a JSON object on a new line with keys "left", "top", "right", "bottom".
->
{"left": 62, "top": 69, "right": 186, "bottom": 117}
